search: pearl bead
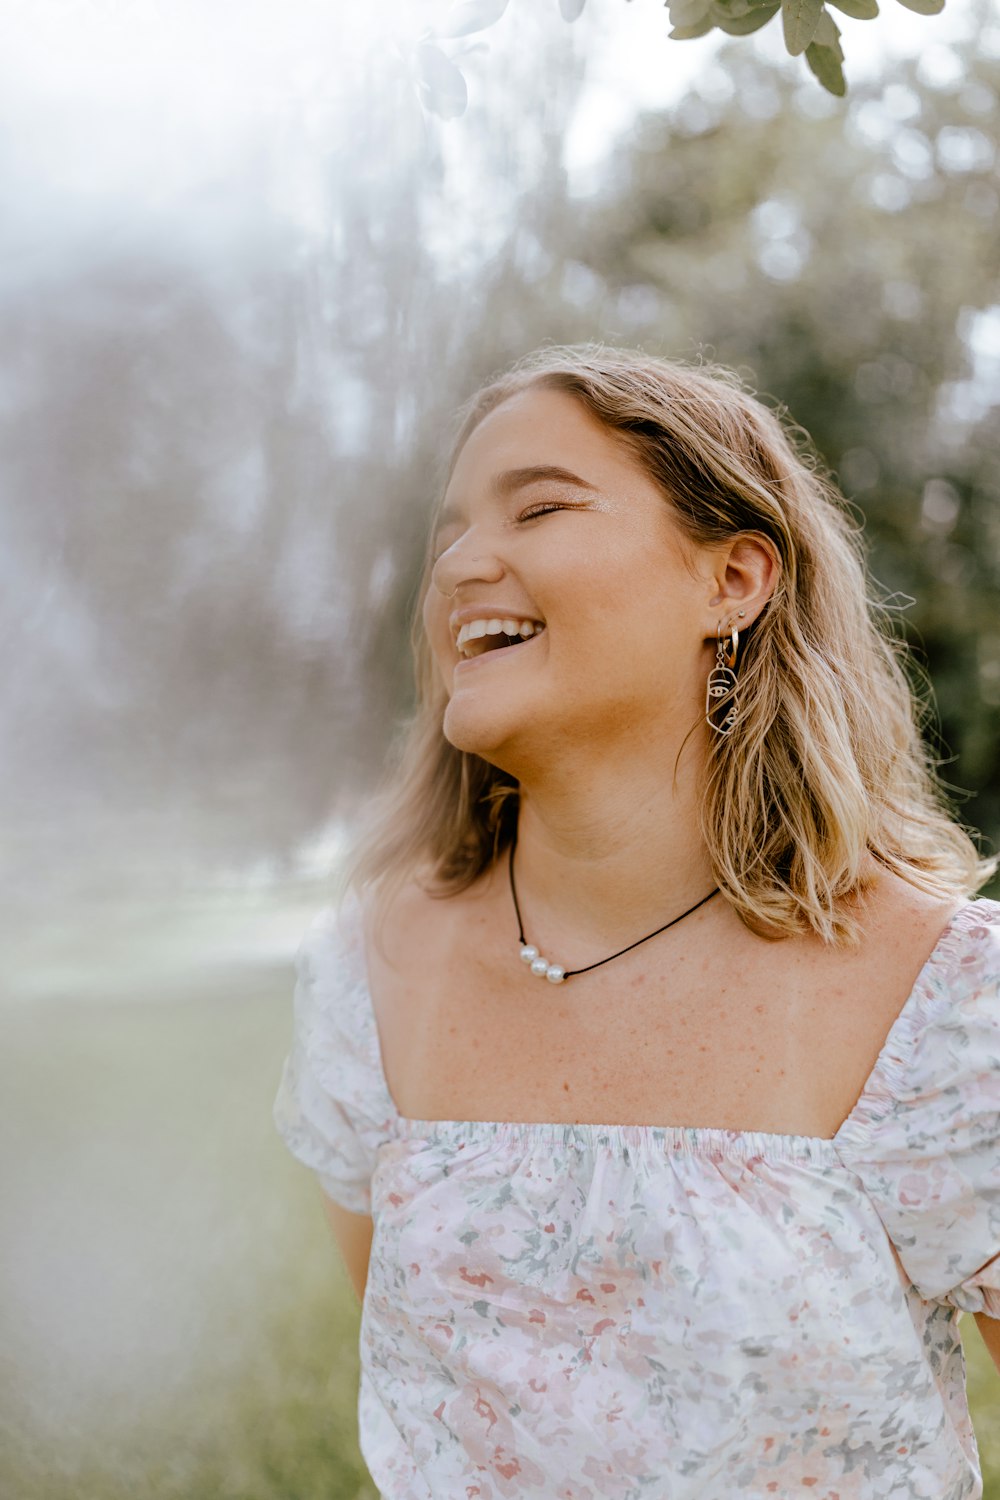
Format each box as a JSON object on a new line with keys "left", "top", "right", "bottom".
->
{"left": 545, "top": 964, "right": 565, "bottom": 984}
{"left": 530, "top": 956, "right": 549, "bottom": 977}
{"left": 520, "top": 944, "right": 539, "bottom": 964}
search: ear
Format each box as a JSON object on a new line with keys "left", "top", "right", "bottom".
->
{"left": 705, "top": 533, "right": 779, "bottom": 633}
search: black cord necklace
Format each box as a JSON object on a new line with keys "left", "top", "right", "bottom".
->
{"left": 507, "top": 825, "right": 720, "bottom": 985}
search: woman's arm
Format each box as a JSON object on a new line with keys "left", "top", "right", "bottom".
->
{"left": 321, "top": 1191, "right": 374, "bottom": 1304}
{"left": 974, "top": 1311, "right": 1000, "bottom": 1375}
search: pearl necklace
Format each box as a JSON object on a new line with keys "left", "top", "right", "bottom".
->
{"left": 508, "top": 828, "right": 720, "bottom": 984}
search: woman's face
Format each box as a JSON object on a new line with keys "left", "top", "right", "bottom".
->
{"left": 423, "top": 387, "right": 722, "bottom": 771}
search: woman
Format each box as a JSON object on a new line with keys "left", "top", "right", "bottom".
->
{"left": 274, "top": 345, "right": 1000, "bottom": 1499}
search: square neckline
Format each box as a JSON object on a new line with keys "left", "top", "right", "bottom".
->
{"left": 343, "top": 895, "right": 988, "bottom": 1155}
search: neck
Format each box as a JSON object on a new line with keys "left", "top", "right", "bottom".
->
{"left": 503, "top": 744, "right": 717, "bottom": 968}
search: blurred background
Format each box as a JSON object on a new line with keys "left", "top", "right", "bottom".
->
{"left": 1, "top": 0, "right": 998, "bottom": 1495}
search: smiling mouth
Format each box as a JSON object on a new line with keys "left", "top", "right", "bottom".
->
{"left": 454, "top": 627, "right": 546, "bottom": 669}
{"left": 455, "top": 618, "right": 546, "bottom": 659}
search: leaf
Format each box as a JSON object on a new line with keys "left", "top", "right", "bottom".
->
{"left": 806, "top": 39, "right": 846, "bottom": 93}
{"left": 670, "top": 16, "right": 716, "bottom": 35}
{"left": 813, "top": 6, "right": 843, "bottom": 55}
{"left": 894, "top": 0, "right": 944, "bottom": 11}
{"left": 434, "top": 0, "right": 509, "bottom": 39}
{"left": 710, "top": 0, "right": 751, "bottom": 15}
{"left": 826, "top": 0, "right": 878, "bottom": 17}
{"left": 668, "top": 0, "right": 712, "bottom": 24}
{"left": 782, "top": 0, "right": 824, "bottom": 54}
{"left": 415, "top": 42, "right": 469, "bottom": 118}
{"left": 559, "top": 0, "right": 587, "bottom": 19}
{"left": 712, "top": 0, "right": 779, "bottom": 32}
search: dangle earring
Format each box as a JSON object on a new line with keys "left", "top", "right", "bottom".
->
{"left": 705, "top": 614, "right": 744, "bottom": 735}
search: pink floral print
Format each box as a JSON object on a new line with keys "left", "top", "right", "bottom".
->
{"left": 274, "top": 897, "right": 1000, "bottom": 1499}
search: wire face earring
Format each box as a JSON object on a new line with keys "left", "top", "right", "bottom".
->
{"left": 706, "top": 618, "right": 740, "bottom": 735}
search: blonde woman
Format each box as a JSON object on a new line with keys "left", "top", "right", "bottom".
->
{"left": 275, "top": 346, "right": 1000, "bottom": 1499}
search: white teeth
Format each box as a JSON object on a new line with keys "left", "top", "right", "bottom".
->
{"left": 455, "top": 616, "right": 545, "bottom": 654}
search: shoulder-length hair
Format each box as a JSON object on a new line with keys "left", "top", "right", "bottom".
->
{"left": 340, "top": 343, "right": 996, "bottom": 948}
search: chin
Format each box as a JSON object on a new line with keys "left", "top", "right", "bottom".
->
{"left": 441, "top": 699, "right": 521, "bottom": 770}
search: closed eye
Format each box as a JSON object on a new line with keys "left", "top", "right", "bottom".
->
{"left": 432, "top": 500, "right": 573, "bottom": 559}
{"left": 519, "top": 503, "right": 565, "bottom": 521}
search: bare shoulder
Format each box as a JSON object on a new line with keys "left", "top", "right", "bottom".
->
{"left": 359, "top": 863, "right": 489, "bottom": 975}
{"left": 772, "top": 864, "right": 969, "bottom": 1006}
{"left": 356, "top": 866, "right": 491, "bottom": 1110}
{"left": 845, "top": 864, "right": 971, "bottom": 978}
{"left": 358, "top": 874, "right": 430, "bottom": 968}
{"left": 757, "top": 868, "right": 972, "bottom": 1136}
{"left": 854, "top": 865, "right": 968, "bottom": 953}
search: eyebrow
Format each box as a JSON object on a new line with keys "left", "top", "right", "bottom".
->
{"left": 436, "top": 465, "right": 598, "bottom": 528}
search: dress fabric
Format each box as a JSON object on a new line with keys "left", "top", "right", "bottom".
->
{"left": 273, "top": 895, "right": 1000, "bottom": 1500}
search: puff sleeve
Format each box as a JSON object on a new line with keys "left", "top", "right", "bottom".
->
{"left": 835, "top": 899, "right": 1000, "bottom": 1317}
{"left": 272, "top": 897, "right": 396, "bottom": 1215}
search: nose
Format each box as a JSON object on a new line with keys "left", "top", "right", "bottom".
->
{"left": 431, "top": 527, "right": 505, "bottom": 598}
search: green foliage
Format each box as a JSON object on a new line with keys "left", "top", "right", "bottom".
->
{"left": 827, "top": 0, "right": 879, "bottom": 17}
{"left": 782, "top": 0, "right": 825, "bottom": 55}
{"left": 712, "top": 2, "right": 783, "bottom": 38}
{"left": 409, "top": 0, "right": 949, "bottom": 114}
{"left": 806, "top": 37, "right": 846, "bottom": 92}
{"left": 806, "top": 7, "right": 846, "bottom": 92}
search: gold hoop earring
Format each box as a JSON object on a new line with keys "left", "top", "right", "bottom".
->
{"left": 706, "top": 618, "right": 740, "bottom": 735}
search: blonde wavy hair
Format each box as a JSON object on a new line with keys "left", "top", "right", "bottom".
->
{"left": 341, "top": 343, "right": 996, "bottom": 948}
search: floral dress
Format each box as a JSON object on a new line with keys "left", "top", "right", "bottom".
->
{"left": 273, "top": 895, "right": 1000, "bottom": 1500}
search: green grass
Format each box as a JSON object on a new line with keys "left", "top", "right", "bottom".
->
{"left": 968, "top": 1320, "right": 1000, "bottom": 1491}
{"left": 0, "top": 969, "right": 377, "bottom": 1500}
{"left": 1, "top": 952, "right": 996, "bottom": 1499}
